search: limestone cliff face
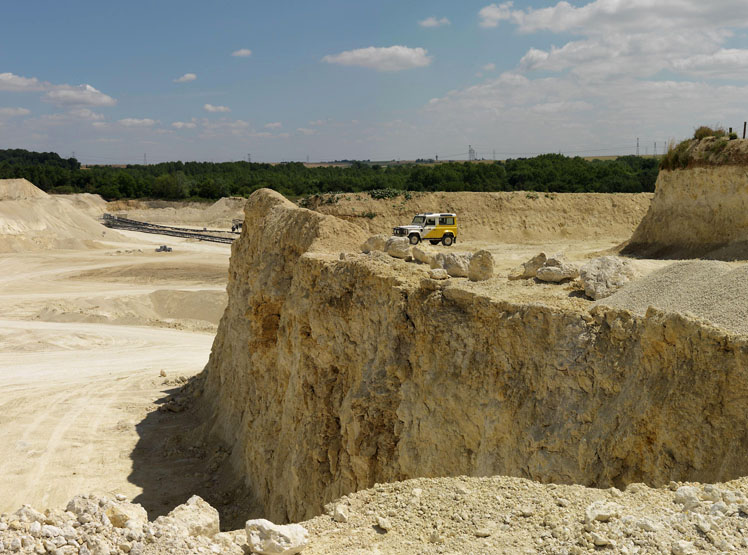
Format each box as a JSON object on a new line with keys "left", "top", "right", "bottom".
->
{"left": 201, "top": 188, "right": 748, "bottom": 523}
{"left": 625, "top": 166, "right": 748, "bottom": 258}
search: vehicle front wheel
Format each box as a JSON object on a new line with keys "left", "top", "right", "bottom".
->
{"left": 442, "top": 235, "right": 454, "bottom": 246}
{"left": 409, "top": 234, "right": 421, "bottom": 245}
{"left": 429, "top": 240, "right": 440, "bottom": 245}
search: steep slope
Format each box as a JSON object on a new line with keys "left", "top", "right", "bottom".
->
{"left": 625, "top": 165, "right": 748, "bottom": 259}
{"left": 198, "top": 189, "right": 748, "bottom": 524}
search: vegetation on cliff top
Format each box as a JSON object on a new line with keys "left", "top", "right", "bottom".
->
{"left": 660, "top": 126, "right": 747, "bottom": 170}
{"left": 0, "top": 148, "right": 658, "bottom": 201}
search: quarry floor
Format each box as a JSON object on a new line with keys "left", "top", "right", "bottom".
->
{"left": 0, "top": 230, "right": 229, "bottom": 517}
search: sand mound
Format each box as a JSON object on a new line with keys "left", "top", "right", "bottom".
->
{"left": 597, "top": 260, "right": 748, "bottom": 335}
{"left": 0, "top": 180, "right": 123, "bottom": 252}
{"left": 0, "top": 178, "right": 49, "bottom": 200}
{"left": 305, "top": 191, "right": 652, "bottom": 242}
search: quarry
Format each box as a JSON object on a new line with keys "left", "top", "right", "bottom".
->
{"left": 3, "top": 146, "right": 748, "bottom": 554}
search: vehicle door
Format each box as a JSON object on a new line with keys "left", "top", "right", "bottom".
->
{"left": 422, "top": 217, "right": 438, "bottom": 238}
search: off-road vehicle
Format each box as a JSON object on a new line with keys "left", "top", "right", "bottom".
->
{"left": 392, "top": 213, "right": 458, "bottom": 246}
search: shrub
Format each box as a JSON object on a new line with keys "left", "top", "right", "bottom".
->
{"left": 729, "top": 132, "right": 738, "bottom": 140}
{"left": 660, "top": 139, "right": 693, "bottom": 171}
{"left": 693, "top": 126, "right": 726, "bottom": 140}
{"left": 363, "top": 211, "right": 377, "bottom": 219}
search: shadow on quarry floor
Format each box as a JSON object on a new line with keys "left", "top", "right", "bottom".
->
{"left": 127, "top": 377, "right": 261, "bottom": 531}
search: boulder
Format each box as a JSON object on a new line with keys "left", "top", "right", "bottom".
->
{"left": 412, "top": 245, "right": 437, "bottom": 265}
{"left": 104, "top": 501, "right": 148, "bottom": 529}
{"left": 384, "top": 237, "right": 411, "bottom": 259}
{"left": 579, "top": 256, "right": 637, "bottom": 300}
{"left": 163, "top": 495, "right": 219, "bottom": 537}
{"left": 360, "top": 234, "right": 387, "bottom": 254}
{"left": 428, "top": 268, "right": 449, "bottom": 280}
{"left": 441, "top": 252, "right": 472, "bottom": 278}
{"left": 508, "top": 252, "right": 547, "bottom": 280}
{"left": 245, "top": 519, "right": 309, "bottom": 555}
{"left": 536, "top": 255, "right": 579, "bottom": 283}
{"left": 469, "top": 250, "right": 494, "bottom": 281}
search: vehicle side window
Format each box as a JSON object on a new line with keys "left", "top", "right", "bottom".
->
{"left": 426, "top": 218, "right": 436, "bottom": 226}
{"left": 439, "top": 217, "right": 454, "bottom": 226}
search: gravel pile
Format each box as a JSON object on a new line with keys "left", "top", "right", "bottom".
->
{"left": 4, "top": 475, "right": 748, "bottom": 553}
{"left": 304, "top": 475, "right": 748, "bottom": 554}
{"left": 596, "top": 260, "right": 748, "bottom": 335}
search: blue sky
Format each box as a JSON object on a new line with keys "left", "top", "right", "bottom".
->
{"left": 2, "top": 1, "right": 748, "bottom": 164}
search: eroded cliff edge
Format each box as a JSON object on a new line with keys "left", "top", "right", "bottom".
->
{"left": 625, "top": 165, "right": 748, "bottom": 259}
{"left": 199, "top": 188, "right": 748, "bottom": 523}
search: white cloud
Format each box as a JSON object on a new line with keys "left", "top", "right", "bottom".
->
{"left": 419, "top": 16, "right": 450, "bottom": 28}
{"left": 174, "top": 73, "right": 197, "bottom": 83}
{"left": 297, "top": 127, "right": 317, "bottom": 135}
{"left": 308, "top": 119, "right": 326, "bottom": 126}
{"left": 68, "top": 108, "right": 104, "bottom": 120}
{"left": 0, "top": 73, "right": 45, "bottom": 91}
{"left": 479, "top": 2, "right": 515, "bottom": 28}
{"left": 231, "top": 48, "right": 252, "bottom": 57}
{"left": 264, "top": 122, "right": 282, "bottom": 129}
{"left": 118, "top": 118, "right": 157, "bottom": 127}
{"left": 322, "top": 46, "right": 432, "bottom": 71}
{"left": 482, "top": 63, "right": 496, "bottom": 71}
{"left": 44, "top": 84, "right": 116, "bottom": 107}
{"left": 204, "top": 103, "right": 231, "bottom": 113}
{"left": 0, "top": 107, "right": 30, "bottom": 116}
{"left": 172, "top": 121, "right": 197, "bottom": 129}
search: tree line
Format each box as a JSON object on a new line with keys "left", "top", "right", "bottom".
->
{"left": 0, "top": 149, "right": 659, "bottom": 201}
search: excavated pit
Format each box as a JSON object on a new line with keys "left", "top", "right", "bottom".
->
{"left": 196, "top": 187, "right": 748, "bottom": 524}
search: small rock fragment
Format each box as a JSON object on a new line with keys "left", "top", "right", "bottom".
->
{"left": 245, "top": 519, "right": 309, "bottom": 555}
{"left": 332, "top": 504, "right": 348, "bottom": 524}
{"left": 508, "top": 252, "right": 547, "bottom": 280}
{"left": 376, "top": 516, "right": 392, "bottom": 531}
{"left": 428, "top": 268, "right": 449, "bottom": 280}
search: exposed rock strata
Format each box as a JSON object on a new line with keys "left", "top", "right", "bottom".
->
{"left": 200, "top": 188, "right": 748, "bottom": 523}
{"left": 625, "top": 165, "right": 748, "bottom": 259}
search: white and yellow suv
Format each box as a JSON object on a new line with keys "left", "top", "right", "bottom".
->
{"left": 392, "top": 213, "right": 458, "bottom": 246}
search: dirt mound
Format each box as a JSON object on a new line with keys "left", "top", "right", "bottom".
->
{"left": 305, "top": 191, "right": 652, "bottom": 242}
{"left": 34, "top": 289, "right": 227, "bottom": 332}
{"left": 597, "top": 260, "right": 748, "bottom": 334}
{"left": 0, "top": 178, "right": 49, "bottom": 200}
{"left": 0, "top": 181, "right": 123, "bottom": 252}
{"left": 625, "top": 165, "right": 748, "bottom": 259}
{"left": 59, "top": 192, "right": 108, "bottom": 216}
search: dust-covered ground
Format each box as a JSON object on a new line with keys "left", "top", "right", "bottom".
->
{"left": 0, "top": 227, "right": 231, "bottom": 518}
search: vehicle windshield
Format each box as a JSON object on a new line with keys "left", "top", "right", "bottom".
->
{"left": 411, "top": 216, "right": 425, "bottom": 225}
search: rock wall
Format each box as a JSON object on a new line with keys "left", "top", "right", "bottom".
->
{"left": 200, "top": 188, "right": 748, "bottom": 523}
{"left": 625, "top": 166, "right": 748, "bottom": 259}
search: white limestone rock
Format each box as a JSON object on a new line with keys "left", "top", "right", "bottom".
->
{"left": 468, "top": 250, "right": 494, "bottom": 281}
{"left": 360, "top": 234, "right": 387, "bottom": 254}
{"left": 441, "top": 252, "right": 472, "bottom": 278}
{"left": 245, "top": 519, "right": 309, "bottom": 555}
{"left": 105, "top": 501, "right": 148, "bottom": 529}
{"left": 428, "top": 268, "right": 449, "bottom": 280}
{"left": 385, "top": 237, "right": 411, "bottom": 259}
{"left": 536, "top": 255, "right": 579, "bottom": 283}
{"left": 508, "top": 252, "right": 547, "bottom": 280}
{"left": 674, "top": 486, "right": 701, "bottom": 510}
{"left": 584, "top": 501, "right": 622, "bottom": 523}
{"left": 163, "top": 495, "right": 219, "bottom": 537}
{"left": 579, "top": 256, "right": 637, "bottom": 299}
{"left": 412, "top": 245, "right": 437, "bottom": 265}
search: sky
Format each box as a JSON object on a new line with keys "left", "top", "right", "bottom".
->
{"left": 2, "top": 0, "right": 748, "bottom": 164}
